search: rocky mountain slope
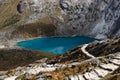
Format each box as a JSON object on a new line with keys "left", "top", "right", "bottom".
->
{"left": 14, "top": 0, "right": 120, "bottom": 39}
{"left": 0, "top": 48, "right": 55, "bottom": 71}
{"left": 0, "top": 0, "right": 120, "bottom": 80}
{"left": 0, "top": 0, "right": 120, "bottom": 41}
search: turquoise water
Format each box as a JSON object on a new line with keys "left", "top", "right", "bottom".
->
{"left": 18, "top": 36, "right": 96, "bottom": 54}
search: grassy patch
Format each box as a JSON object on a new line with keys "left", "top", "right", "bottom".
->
{"left": 0, "top": 0, "right": 19, "bottom": 25}
{"left": 2, "top": 14, "right": 21, "bottom": 28}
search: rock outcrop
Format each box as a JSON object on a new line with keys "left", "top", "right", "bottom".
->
{"left": 0, "top": 0, "right": 120, "bottom": 41}
{"left": 15, "top": 0, "right": 120, "bottom": 39}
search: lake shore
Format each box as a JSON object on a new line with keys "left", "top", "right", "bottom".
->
{"left": 0, "top": 36, "right": 100, "bottom": 70}
{"left": 0, "top": 37, "right": 57, "bottom": 71}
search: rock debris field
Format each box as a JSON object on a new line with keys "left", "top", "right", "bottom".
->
{"left": 0, "top": 38, "right": 120, "bottom": 80}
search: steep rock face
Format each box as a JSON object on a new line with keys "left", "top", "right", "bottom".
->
{"left": 55, "top": 0, "right": 120, "bottom": 38}
{"left": 17, "top": 0, "right": 120, "bottom": 39}
{"left": 17, "top": 0, "right": 59, "bottom": 23}
{"left": 0, "top": 0, "right": 120, "bottom": 41}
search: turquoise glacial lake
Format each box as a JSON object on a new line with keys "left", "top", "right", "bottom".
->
{"left": 18, "top": 36, "right": 96, "bottom": 54}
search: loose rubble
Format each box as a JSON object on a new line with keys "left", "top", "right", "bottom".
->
{"left": 0, "top": 38, "right": 119, "bottom": 80}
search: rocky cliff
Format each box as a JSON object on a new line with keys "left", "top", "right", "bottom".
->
{"left": 0, "top": 0, "right": 120, "bottom": 40}
{"left": 16, "top": 0, "right": 120, "bottom": 39}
